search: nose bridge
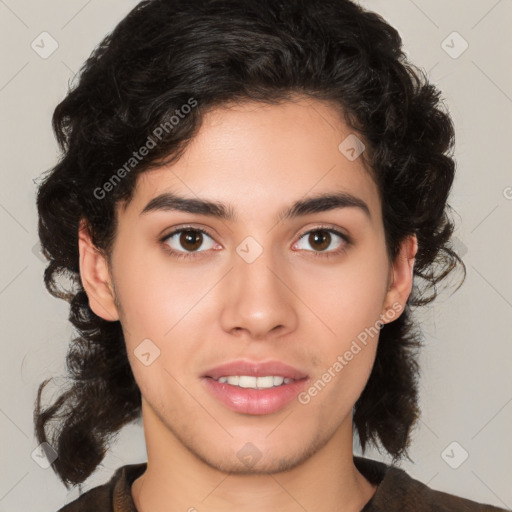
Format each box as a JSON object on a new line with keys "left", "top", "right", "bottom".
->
{"left": 219, "top": 238, "right": 298, "bottom": 338}
{"left": 235, "top": 241, "right": 280, "bottom": 294}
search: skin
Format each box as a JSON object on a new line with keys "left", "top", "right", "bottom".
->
{"left": 78, "top": 96, "right": 417, "bottom": 512}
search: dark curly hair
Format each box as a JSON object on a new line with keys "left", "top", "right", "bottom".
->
{"left": 34, "top": 0, "right": 466, "bottom": 489}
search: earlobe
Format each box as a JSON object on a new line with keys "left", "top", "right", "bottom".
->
{"left": 78, "top": 219, "right": 120, "bottom": 322}
{"left": 381, "top": 234, "right": 418, "bottom": 322}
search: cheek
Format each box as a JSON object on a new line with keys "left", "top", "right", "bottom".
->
{"left": 112, "top": 249, "right": 198, "bottom": 338}
{"left": 292, "top": 250, "right": 387, "bottom": 400}
{"left": 295, "top": 254, "right": 388, "bottom": 341}
{"left": 112, "top": 251, "right": 206, "bottom": 382}
{"left": 301, "top": 315, "right": 380, "bottom": 419}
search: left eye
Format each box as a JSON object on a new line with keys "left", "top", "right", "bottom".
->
{"left": 294, "top": 228, "right": 347, "bottom": 253}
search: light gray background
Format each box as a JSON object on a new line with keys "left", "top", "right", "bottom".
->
{"left": 0, "top": 1, "right": 511, "bottom": 511}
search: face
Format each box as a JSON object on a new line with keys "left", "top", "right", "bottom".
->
{"left": 80, "top": 96, "right": 415, "bottom": 475}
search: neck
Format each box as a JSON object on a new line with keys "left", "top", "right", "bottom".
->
{"left": 131, "top": 400, "right": 377, "bottom": 512}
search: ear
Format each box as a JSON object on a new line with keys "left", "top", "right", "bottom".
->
{"left": 78, "top": 219, "right": 120, "bottom": 322}
{"left": 380, "top": 234, "right": 418, "bottom": 323}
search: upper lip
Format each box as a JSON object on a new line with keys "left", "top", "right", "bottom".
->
{"left": 203, "top": 360, "right": 309, "bottom": 381}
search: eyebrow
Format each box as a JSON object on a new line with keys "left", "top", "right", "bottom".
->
{"left": 140, "top": 191, "right": 372, "bottom": 223}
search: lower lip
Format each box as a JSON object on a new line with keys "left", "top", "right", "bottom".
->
{"left": 202, "top": 377, "right": 309, "bottom": 415}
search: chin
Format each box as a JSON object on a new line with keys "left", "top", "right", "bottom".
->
{"left": 187, "top": 429, "right": 324, "bottom": 476}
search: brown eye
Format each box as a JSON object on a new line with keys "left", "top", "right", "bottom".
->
{"left": 179, "top": 230, "right": 203, "bottom": 252}
{"left": 294, "top": 228, "right": 348, "bottom": 255}
{"left": 163, "top": 228, "right": 216, "bottom": 255}
{"left": 308, "top": 230, "right": 331, "bottom": 251}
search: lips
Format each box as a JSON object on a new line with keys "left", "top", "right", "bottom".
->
{"left": 202, "top": 360, "right": 309, "bottom": 381}
{"left": 201, "top": 360, "right": 310, "bottom": 415}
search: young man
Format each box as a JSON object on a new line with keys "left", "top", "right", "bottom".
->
{"left": 34, "top": 0, "right": 508, "bottom": 511}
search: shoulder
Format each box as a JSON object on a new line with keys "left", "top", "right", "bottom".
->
{"left": 56, "top": 463, "right": 146, "bottom": 512}
{"left": 372, "top": 462, "right": 509, "bottom": 512}
{"left": 57, "top": 482, "right": 113, "bottom": 512}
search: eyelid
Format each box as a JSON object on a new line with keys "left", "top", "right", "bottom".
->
{"left": 297, "top": 223, "right": 350, "bottom": 242}
{"left": 160, "top": 225, "right": 217, "bottom": 247}
{"left": 160, "top": 224, "right": 216, "bottom": 241}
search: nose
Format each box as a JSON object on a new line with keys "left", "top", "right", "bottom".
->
{"left": 219, "top": 247, "right": 299, "bottom": 341}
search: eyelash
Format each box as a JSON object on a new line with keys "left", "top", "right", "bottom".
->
{"left": 159, "top": 225, "right": 351, "bottom": 261}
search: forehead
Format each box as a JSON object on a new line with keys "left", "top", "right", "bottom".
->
{"left": 123, "top": 98, "right": 381, "bottom": 225}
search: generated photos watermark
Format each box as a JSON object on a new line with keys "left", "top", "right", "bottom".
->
{"left": 93, "top": 97, "right": 198, "bottom": 200}
{"left": 297, "top": 301, "right": 403, "bottom": 405}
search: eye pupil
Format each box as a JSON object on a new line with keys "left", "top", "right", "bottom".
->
{"left": 180, "top": 230, "right": 202, "bottom": 251}
{"left": 309, "top": 230, "right": 330, "bottom": 251}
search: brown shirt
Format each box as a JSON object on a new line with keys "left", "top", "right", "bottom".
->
{"left": 57, "top": 456, "right": 509, "bottom": 511}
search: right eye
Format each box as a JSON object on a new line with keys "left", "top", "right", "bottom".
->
{"left": 161, "top": 227, "right": 219, "bottom": 260}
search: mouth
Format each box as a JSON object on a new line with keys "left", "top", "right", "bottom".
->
{"left": 201, "top": 360, "right": 310, "bottom": 415}
{"left": 209, "top": 375, "right": 297, "bottom": 388}
{"left": 202, "top": 359, "right": 309, "bottom": 381}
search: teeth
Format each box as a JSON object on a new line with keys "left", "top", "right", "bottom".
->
{"left": 226, "top": 376, "right": 239, "bottom": 386}
{"left": 239, "top": 375, "right": 257, "bottom": 388}
{"left": 216, "top": 375, "right": 294, "bottom": 388}
{"left": 273, "top": 376, "right": 284, "bottom": 386}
